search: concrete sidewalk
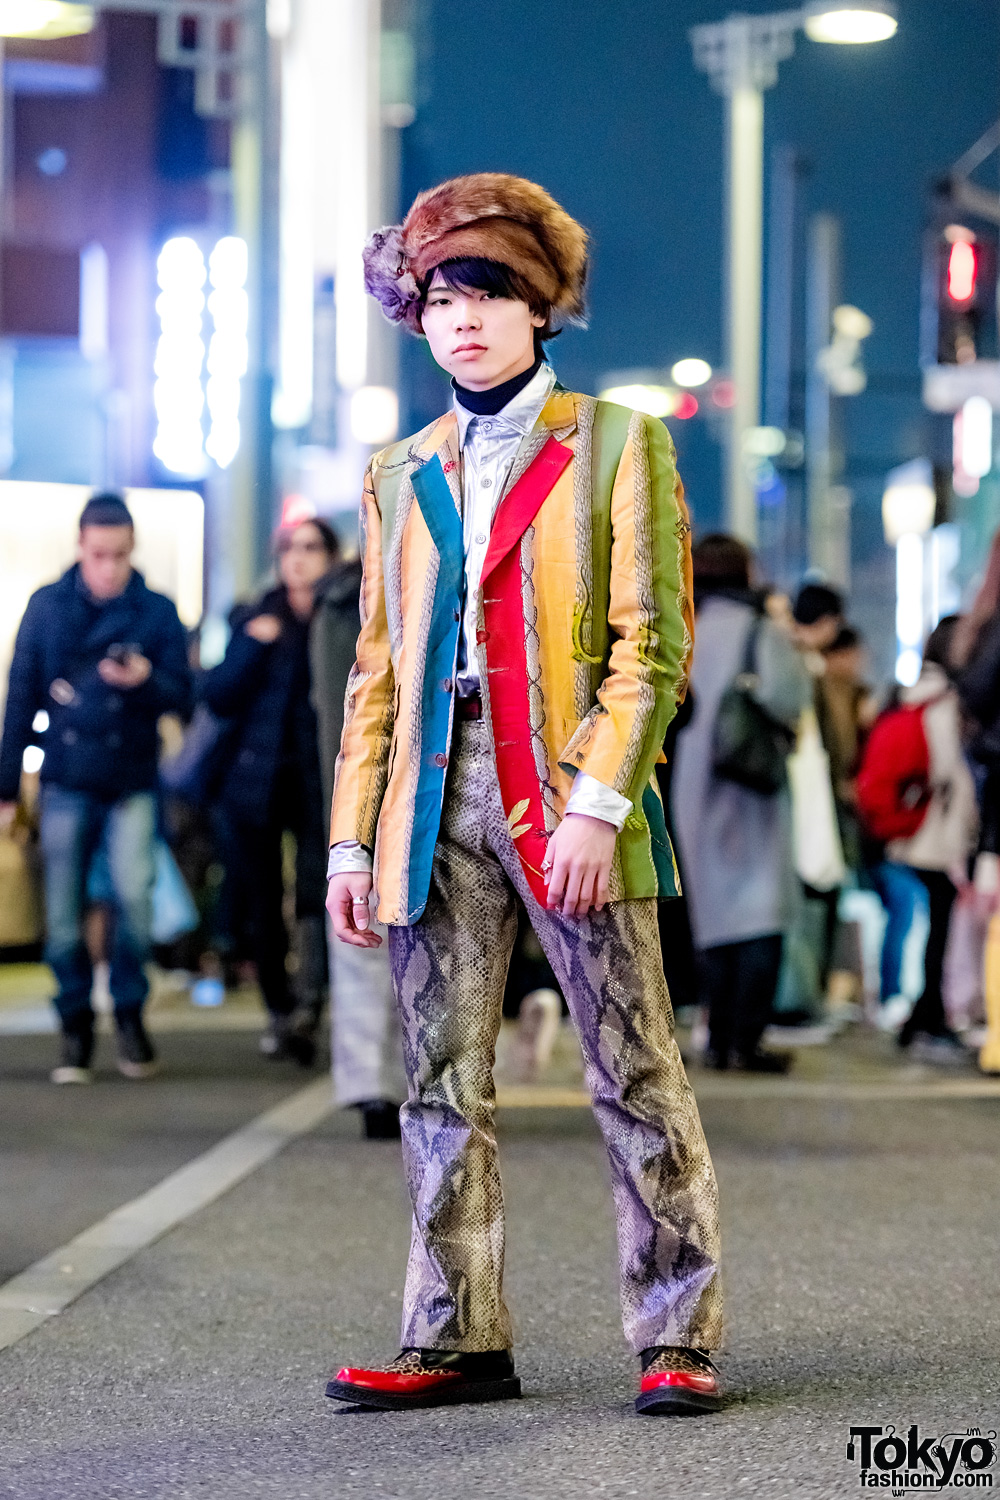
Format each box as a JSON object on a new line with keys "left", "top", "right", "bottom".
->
{"left": 2, "top": 1052, "right": 999, "bottom": 1499}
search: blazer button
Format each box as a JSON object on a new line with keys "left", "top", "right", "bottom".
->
{"left": 433, "top": 752, "right": 448, "bottom": 768}
{"left": 476, "top": 629, "right": 489, "bottom": 644}
{"left": 441, "top": 678, "right": 453, "bottom": 693}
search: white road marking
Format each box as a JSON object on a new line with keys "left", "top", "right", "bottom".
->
{"left": 0, "top": 1077, "right": 333, "bottom": 1354}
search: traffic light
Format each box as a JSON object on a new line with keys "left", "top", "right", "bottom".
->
{"left": 922, "top": 220, "right": 998, "bottom": 366}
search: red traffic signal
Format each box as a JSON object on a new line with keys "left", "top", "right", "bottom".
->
{"left": 947, "top": 238, "right": 977, "bottom": 304}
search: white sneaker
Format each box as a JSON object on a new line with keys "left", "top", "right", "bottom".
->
{"left": 875, "top": 995, "right": 913, "bottom": 1033}
{"left": 50, "top": 1064, "right": 94, "bottom": 1085}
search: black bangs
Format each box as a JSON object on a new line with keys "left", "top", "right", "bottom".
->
{"left": 423, "top": 256, "right": 528, "bottom": 302}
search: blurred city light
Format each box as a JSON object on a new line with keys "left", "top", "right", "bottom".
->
{"left": 743, "top": 426, "right": 787, "bottom": 458}
{"left": 349, "top": 386, "right": 399, "bottom": 445}
{"left": 153, "top": 237, "right": 207, "bottom": 479}
{"left": 671, "top": 358, "right": 712, "bottom": 388}
{"left": 205, "top": 237, "right": 249, "bottom": 470}
{"left": 882, "top": 459, "right": 936, "bottom": 545}
{"left": 832, "top": 304, "right": 873, "bottom": 341}
{"left": 0, "top": 1, "right": 92, "bottom": 38}
{"left": 803, "top": 1, "right": 897, "bottom": 45}
{"left": 22, "top": 745, "right": 44, "bottom": 774}
{"left": 959, "top": 395, "right": 993, "bottom": 479}
{"left": 598, "top": 384, "right": 677, "bottom": 418}
{"left": 711, "top": 380, "right": 736, "bottom": 409}
{"left": 895, "top": 532, "right": 923, "bottom": 685}
{"left": 674, "top": 393, "right": 699, "bottom": 419}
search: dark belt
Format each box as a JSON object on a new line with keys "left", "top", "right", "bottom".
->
{"left": 455, "top": 692, "right": 483, "bottom": 721}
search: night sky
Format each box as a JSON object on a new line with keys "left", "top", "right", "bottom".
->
{"left": 400, "top": 0, "right": 1000, "bottom": 672}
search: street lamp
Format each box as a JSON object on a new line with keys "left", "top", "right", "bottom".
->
{"left": 690, "top": 1, "right": 897, "bottom": 544}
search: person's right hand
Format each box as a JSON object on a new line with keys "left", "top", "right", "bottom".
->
{"left": 327, "top": 871, "right": 382, "bottom": 948}
{"left": 0, "top": 801, "right": 17, "bottom": 833}
{"left": 245, "top": 614, "right": 282, "bottom": 644}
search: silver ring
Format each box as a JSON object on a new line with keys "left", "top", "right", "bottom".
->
{"left": 351, "top": 898, "right": 368, "bottom": 906}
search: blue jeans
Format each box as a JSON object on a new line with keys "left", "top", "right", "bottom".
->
{"left": 39, "top": 785, "right": 156, "bottom": 1026}
{"left": 869, "top": 861, "right": 926, "bottom": 1001}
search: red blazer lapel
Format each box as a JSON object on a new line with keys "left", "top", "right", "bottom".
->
{"left": 480, "top": 436, "right": 573, "bottom": 585}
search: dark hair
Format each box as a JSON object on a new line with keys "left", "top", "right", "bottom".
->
{"left": 793, "top": 582, "right": 843, "bottom": 626}
{"left": 691, "top": 533, "right": 752, "bottom": 593}
{"left": 824, "top": 624, "right": 861, "bottom": 655}
{"left": 274, "top": 515, "right": 339, "bottom": 558}
{"left": 79, "top": 491, "right": 133, "bottom": 531}
{"left": 417, "top": 256, "right": 557, "bottom": 355}
{"left": 923, "top": 614, "right": 960, "bottom": 674}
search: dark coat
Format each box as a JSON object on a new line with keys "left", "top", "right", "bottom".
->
{"left": 0, "top": 565, "right": 193, "bottom": 802}
{"left": 309, "top": 556, "right": 363, "bottom": 821}
{"left": 201, "top": 585, "right": 321, "bottom": 827}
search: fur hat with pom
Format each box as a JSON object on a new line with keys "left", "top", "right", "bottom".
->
{"left": 363, "top": 173, "right": 589, "bottom": 334}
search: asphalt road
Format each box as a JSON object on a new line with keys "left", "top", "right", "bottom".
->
{"left": 2, "top": 1038, "right": 1000, "bottom": 1500}
{"left": 0, "top": 1029, "right": 319, "bottom": 1282}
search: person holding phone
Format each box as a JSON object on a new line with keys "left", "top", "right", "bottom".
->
{"left": 0, "top": 492, "right": 193, "bottom": 1082}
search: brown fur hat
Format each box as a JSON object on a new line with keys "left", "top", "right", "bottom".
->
{"left": 363, "top": 173, "right": 588, "bottom": 333}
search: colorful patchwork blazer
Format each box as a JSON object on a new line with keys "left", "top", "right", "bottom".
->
{"left": 330, "top": 386, "right": 694, "bottom": 926}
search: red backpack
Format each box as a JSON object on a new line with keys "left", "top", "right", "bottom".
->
{"left": 855, "top": 703, "right": 932, "bottom": 842}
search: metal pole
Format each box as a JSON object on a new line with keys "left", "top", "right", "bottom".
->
{"left": 805, "top": 211, "right": 841, "bottom": 576}
{"left": 726, "top": 70, "right": 764, "bottom": 544}
{"left": 229, "top": 0, "right": 277, "bottom": 596}
{"left": 691, "top": 11, "right": 801, "bottom": 544}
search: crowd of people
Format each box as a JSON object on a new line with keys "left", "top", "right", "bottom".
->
{"left": 2, "top": 490, "right": 1000, "bottom": 1115}
{"left": 673, "top": 529, "right": 1000, "bottom": 1075}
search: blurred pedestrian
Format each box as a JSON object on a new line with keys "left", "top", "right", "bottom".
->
{"left": 325, "top": 172, "right": 722, "bottom": 1415}
{"left": 311, "top": 542, "right": 405, "bottom": 1136}
{"left": 872, "top": 617, "right": 978, "bottom": 1059}
{"left": 201, "top": 518, "right": 338, "bottom": 1066}
{"left": 817, "top": 625, "right": 878, "bottom": 872}
{"left": 790, "top": 582, "right": 844, "bottom": 656}
{"left": 790, "top": 583, "right": 847, "bottom": 999}
{"left": 0, "top": 492, "right": 193, "bottom": 1082}
{"left": 672, "top": 534, "right": 812, "bottom": 1071}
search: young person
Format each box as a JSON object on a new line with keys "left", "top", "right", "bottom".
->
{"left": 324, "top": 174, "right": 722, "bottom": 1416}
{"left": 0, "top": 492, "right": 193, "bottom": 1082}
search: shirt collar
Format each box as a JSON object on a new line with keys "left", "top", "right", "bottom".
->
{"left": 454, "top": 362, "right": 556, "bottom": 451}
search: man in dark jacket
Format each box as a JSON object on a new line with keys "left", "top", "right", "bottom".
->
{"left": 0, "top": 492, "right": 193, "bottom": 1083}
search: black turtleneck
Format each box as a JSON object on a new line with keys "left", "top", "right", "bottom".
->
{"left": 453, "top": 355, "right": 544, "bottom": 416}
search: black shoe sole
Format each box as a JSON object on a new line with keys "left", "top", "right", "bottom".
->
{"left": 635, "top": 1387, "right": 722, "bottom": 1416}
{"left": 325, "top": 1376, "right": 521, "bottom": 1410}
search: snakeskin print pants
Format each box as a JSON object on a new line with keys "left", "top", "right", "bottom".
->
{"left": 388, "top": 719, "right": 723, "bottom": 1355}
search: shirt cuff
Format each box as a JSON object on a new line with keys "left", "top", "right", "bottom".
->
{"left": 565, "top": 773, "right": 632, "bottom": 832}
{"left": 327, "top": 841, "right": 374, "bottom": 878}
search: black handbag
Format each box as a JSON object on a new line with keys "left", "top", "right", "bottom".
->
{"left": 712, "top": 618, "right": 796, "bottom": 796}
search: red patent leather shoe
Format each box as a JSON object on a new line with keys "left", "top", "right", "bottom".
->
{"left": 325, "top": 1348, "right": 521, "bottom": 1410}
{"left": 635, "top": 1346, "right": 722, "bottom": 1416}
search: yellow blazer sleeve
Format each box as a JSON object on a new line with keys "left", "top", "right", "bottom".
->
{"left": 329, "top": 462, "right": 396, "bottom": 848}
{"left": 559, "top": 412, "right": 693, "bottom": 806}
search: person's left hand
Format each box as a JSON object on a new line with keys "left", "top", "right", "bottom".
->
{"left": 98, "top": 653, "right": 152, "bottom": 689}
{"left": 543, "top": 813, "right": 617, "bottom": 918}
